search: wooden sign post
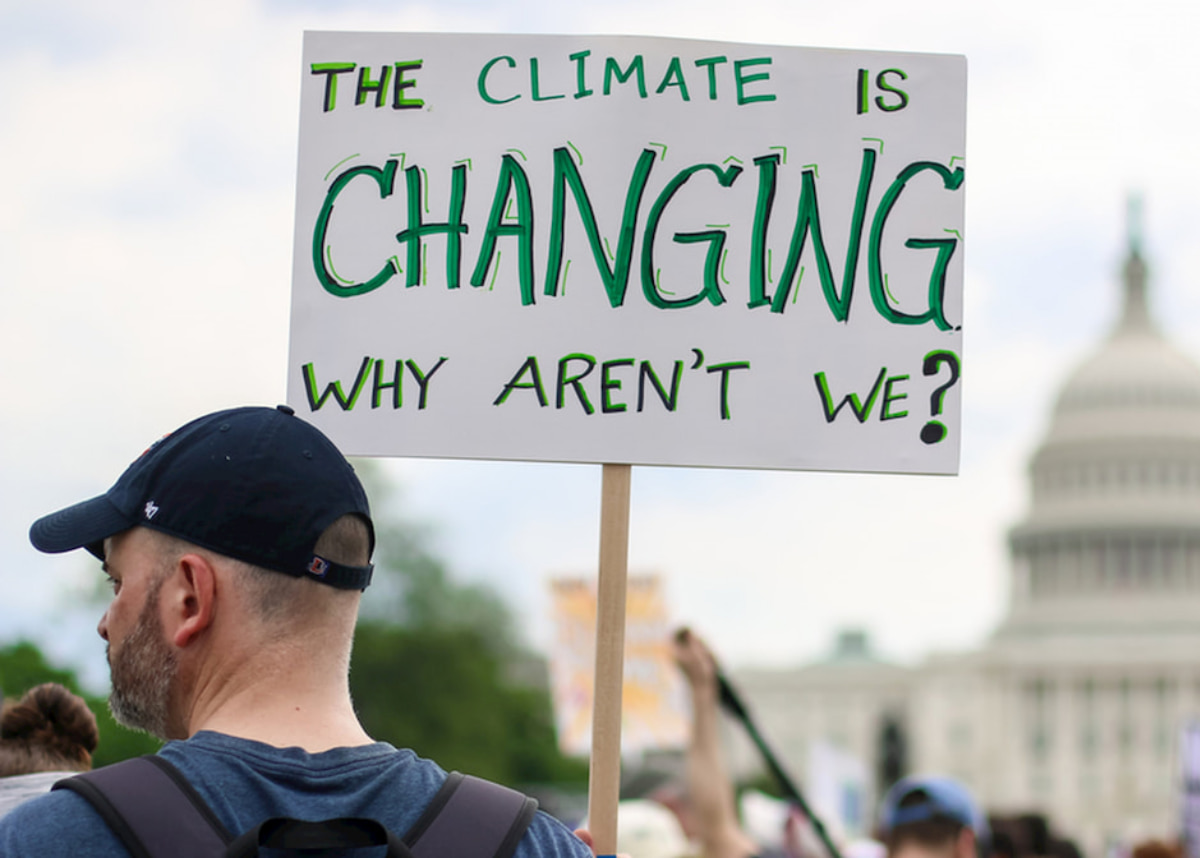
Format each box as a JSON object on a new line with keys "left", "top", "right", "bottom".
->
{"left": 586, "top": 463, "right": 632, "bottom": 854}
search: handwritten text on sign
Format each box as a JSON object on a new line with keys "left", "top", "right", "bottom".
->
{"left": 286, "top": 32, "right": 967, "bottom": 474}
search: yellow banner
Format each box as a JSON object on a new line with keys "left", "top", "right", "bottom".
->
{"left": 548, "top": 574, "right": 689, "bottom": 756}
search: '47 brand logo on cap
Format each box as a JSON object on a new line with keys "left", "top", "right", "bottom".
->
{"left": 144, "top": 501, "right": 160, "bottom": 520}
{"left": 308, "top": 557, "right": 329, "bottom": 577}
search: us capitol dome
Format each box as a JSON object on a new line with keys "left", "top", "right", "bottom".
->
{"left": 733, "top": 208, "right": 1200, "bottom": 855}
{"left": 1004, "top": 224, "right": 1200, "bottom": 636}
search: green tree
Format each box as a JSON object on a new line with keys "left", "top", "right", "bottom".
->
{"left": 0, "top": 642, "right": 78, "bottom": 699}
{"left": 355, "top": 462, "right": 516, "bottom": 652}
{"left": 349, "top": 461, "right": 588, "bottom": 789}
{"left": 351, "top": 624, "right": 587, "bottom": 786}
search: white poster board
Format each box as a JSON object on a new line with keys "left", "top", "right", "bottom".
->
{"left": 287, "top": 32, "right": 967, "bottom": 474}
{"left": 547, "top": 576, "right": 689, "bottom": 757}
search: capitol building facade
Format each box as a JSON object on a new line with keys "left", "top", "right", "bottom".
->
{"left": 734, "top": 226, "right": 1200, "bottom": 855}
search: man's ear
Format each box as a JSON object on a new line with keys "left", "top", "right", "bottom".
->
{"left": 164, "top": 553, "right": 217, "bottom": 648}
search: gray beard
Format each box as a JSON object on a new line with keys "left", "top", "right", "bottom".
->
{"left": 107, "top": 579, "right": 178, "bottom": 739}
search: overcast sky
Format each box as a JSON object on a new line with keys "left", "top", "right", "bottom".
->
{"left": 5, "top": 0, "right": 1200, "bottom": 692}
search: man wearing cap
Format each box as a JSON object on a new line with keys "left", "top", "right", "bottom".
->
{"left": 877, "top": 776, "right": 989, "bottom": 858}
{"left": 0, "top": 405, "right": 593, "bottom": 856}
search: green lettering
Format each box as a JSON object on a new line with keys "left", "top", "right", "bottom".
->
{"left": 903, "top": 238, "right": 958, "bottom": 329}
{"left": 303, "top": 357, "right": 373, "bottom": 412}
{"left": 395, "top": 163, "right": 468, "bottom": 288}
{"left": 530, "top": 57, "right": 565, "bottom": 101}
{"left": 868, "top": 161, "right": 965, "bottom": 330}
{"left": 637, "top": 361, "right": 683, "bottom": 412}
{"left": 748, "top": 154, "right": 780, "bottom": 308}
{"left": 405, "top": 357, "right": 447, "bottom": 409}
{"left": 393, "top": 61, "right": 424, "bottom": 109}
{"left": 655, "top": 57, "right": 690, "bottom": 100}
{"left": 545, "top": 147, "right": 656, "bottom": 307}
{"left": 604, "top": 55, "right": 647, "bottom": 97}
{"left": 733, "top": 57, "right": 775, "bottom": 105}
{"left": 770, "top": 148, "right": 877, "bottom": 320}
{"left": 642, "top": 162, "right": 743, "bottom": 309}
{"left": 372, "top": 360, "right": 402, "bottom": 409}
{"left": 875, "top": 69, "right": 909, "bottom": 112}
{"left": 881, "top": 374, "right": 909, "bottom": 420}
{"left": 478, "top": 56, "right": 519, "bottom": 104}
{"left": 813, "top": 368, "right": 888, "bottom": 423}
{"left": 706, "top": 361, "right": 750, "bottom": 420}
{"left": 310, "top": 62, "right": 355, "bottom": 112}
{"left": 356, "top": 64, "right": 392, "bottom": 107}
{"left": 470, "top": 155, "right": 536, "bottom": 304}
{"left": 557, "top": 354, "right": 597, "bottom": 414}
{"left": 693, "top": 56, "right": 727, "bottom": 99}
{"left": 312, "top": 160, "right": 400, "bottom": 297}
{"left": 570, "top": 50, "right": 593, "bottom": 98}
{"left": 494, "top": 357, "right": 547, "bottom": 406}
{"left": 601, "top": 359, "right": 635, "bottom": 413}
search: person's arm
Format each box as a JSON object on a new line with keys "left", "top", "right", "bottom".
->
{"left": 674, "top": 628, "right": 761, "bottom": 858}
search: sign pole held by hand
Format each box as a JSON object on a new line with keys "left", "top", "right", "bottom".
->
{"left": 587, "top": 463, "right": 632, "bottom": 856}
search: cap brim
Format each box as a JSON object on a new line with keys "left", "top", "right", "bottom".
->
{"left": 30, "top": 495, "right": 133, "bottom": 560}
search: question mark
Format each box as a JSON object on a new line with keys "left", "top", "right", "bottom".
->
{"left": 920, "top": 350, "right": 960, "bottom": 445}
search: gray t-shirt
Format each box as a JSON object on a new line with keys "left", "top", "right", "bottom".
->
{"left": 0, "top": 771, "right": 80, "bottom": 820}
{"left": 0, "top": 731, "right": 591, "bottom": 857}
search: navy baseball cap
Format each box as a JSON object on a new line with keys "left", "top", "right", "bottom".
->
{"left": 29, "top": 405, "right": 375, "bottom": 590}
{"left": 879, "top": 776, "right": 986, "bottom": 834}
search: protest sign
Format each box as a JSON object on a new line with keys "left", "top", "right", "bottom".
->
{"left": 285, "top": 32, "right": 966, "bottom": 851}
{"left": 287, "top": 32, "right": 967, "bottom": 475}
{"left": 807, "top": 740, "right": 870, "bottom": 837}
{"left": 548, "top": 575, "right": 689, "bottom": 756}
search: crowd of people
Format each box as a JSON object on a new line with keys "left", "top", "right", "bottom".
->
{"left": 0, "top": 405, "right": 1186, "bottom": 858}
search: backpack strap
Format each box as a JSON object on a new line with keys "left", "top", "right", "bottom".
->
{"left": 53, "top": 755, "right": 231, "bottom": 858}
{"left": 404, "top": 771, "right": 539, "bottom": 858}
{"left": 54, "top": 758, "right": 537, "bottom": 858}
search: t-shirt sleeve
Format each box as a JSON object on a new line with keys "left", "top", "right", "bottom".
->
{"left": 516, "top": 809, "right": 596, "bottom": 857}
{"left": 0, "top": 788, "right": 126, "bottom": 857}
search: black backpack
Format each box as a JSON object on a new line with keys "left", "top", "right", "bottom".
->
{"left": 53, "top": 755, "right": 539, "bottom": 857}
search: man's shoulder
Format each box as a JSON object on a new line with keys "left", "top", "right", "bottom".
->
{"left": 0, "top": 770, "right": 75, "bottom": 817}
{"left": 0, "top": 741, "right": 591, "bottom": 858}
{"left": 161, "top": 735, "right": 590, "bottom": 857}
{"left": 0, "top": 785, "right": 119, "bottom": 857}
{"left": 159, "top": 731, "right": 446, "bottom": 830}
{"left": 519, "top": 809, "right": 594, "bottom": 858}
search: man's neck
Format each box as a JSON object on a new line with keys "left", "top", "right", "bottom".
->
{"left": 190, "top": 696, "right": 374, "bottom": 752}
{"left": 179, "top": 649, "right": 373, "bottom": 752}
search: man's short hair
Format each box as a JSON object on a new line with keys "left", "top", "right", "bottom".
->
{"left": 313, "top": 513, "right": 372, "bottom": 567}
{"left": 884, "top": 792, "right": 963, "bottom": 852}
{"left": 879, "top": 776, "right": 986, "bottom": 854}
{"left": 234, "top": 514, "right": 372, "bottom": 622}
